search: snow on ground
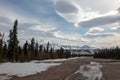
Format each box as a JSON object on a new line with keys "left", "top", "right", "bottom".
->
{"left": 38, "top": 59, "right": 67, "bottom": 63}
{"left": 0, "top": 61, "right": 61, "bottom": 80}
{"left": 38, "top": 57, "right": 80, "bottom": 63}
{"left": 0, "top": 57, "right": 82, "bottom": 80}
{"left": 75, "top": 62, "right": 103, "bottom": 80}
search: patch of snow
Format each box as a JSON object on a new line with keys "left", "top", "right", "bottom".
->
{"left": 68, "top": 57, "right": 81, "bottom": 60}
{"left": 38, "top": 57, "right": 80, "bottom": 63}
{"left": 0, "top": 57, "right": 81, "bottom": 80}
{"left": 39, "top": 59, "right": 67, "bottom": 63}
{"left": 0, "top": 74, "right": 11, "bottom": 80}
{"left": 0, "top": 61, "right": 61, "bottom": 80}
{"left": 75, "top": 62, "right": 102, "bottom": 80}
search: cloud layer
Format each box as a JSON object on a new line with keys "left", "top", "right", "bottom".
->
{"left": 76, "top": 11, "right": 120, "bottom": 27}
{"left": 0, "top": 0, "right": 120, "bottom": 48}
{"left": 85, "top": 27, "right": 116, "bottom": 38}
{"left": 86, "top": 27, "right": 104, "bottom": 34}
{"left": 54, "top": 0, "right": 84, "bottom": 22}
{"left": 55, "top": 0, "right": 120, "bottom": 28}
{"left": 86, "top": 33, "right": 115, "bottom": 38}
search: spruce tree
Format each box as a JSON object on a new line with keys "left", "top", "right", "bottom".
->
{"left": 19, "top": 46, "right": 25, "bottom": 62}
{"left": 27, "top": 43, "right": 32, "bottom": 61}
{"left": 35, "top": 42, "right": 39, "bottom": 59}
{"left": 7, "top": 30, "right": 13, "bottom": 60}
{"left": 7, "top": 20, "right": 19, "bottom": 62}
{"left": 0, "top": 32, "right": 3, "bottom": 61}
{"left": 3, "top": 42, "right": 7, "bottom": 59}
{"left": 30, "top": 38, "right": 35, "bottom": 52}
{"left": 50, "top": 47, "right": 53, "bottom": 59}
{"left": 46, "top": 41, "right": 50, "bottom": 53}
{"left": 30, "top": 38, "right": 35, "bottom": 59}
{"left": 23, "top": 40, "right": 28, "bottom": 57}
{"left": 39, "top": 45, "right": 43, "bottom": 52}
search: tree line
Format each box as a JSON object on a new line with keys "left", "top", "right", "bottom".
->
{"left": 0, "top": 20, "right": 71, "bottom": 62}
{"left": 94, "top": 46, "right": 120, "bottom": 59}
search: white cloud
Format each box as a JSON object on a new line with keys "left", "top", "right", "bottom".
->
{"left": 76, "top": 10, "right": 120, "bottom": 27}
{"left": 74, "top": 0, "right": 118, "bottom": 13}
{"left": 85, "top": 27, "right": 116, "bottom": 38}
{"left": 54, "top": 31, "right": 82, "bottom": 41}
{"left": 110, "top": 22, "right": 120, "bottom": 30}
{"left": 88, "top": 33, "right": 120, "bottom": 48}
{"left": 29, "top": 25, "right": 56, "bottom": 32}
{"left": 55, "top": 0, "right": 120, "bottom": 28}
{"left": 116, "top": 1, "right": 120, "bottom": 10}
{"left": 54, "top": 0, "right": 84, "bottom": 23}
{"left": 86, "top": 33, "right": 116, "bottom": 38}
{"left": 86, "top": 27, "right": 104, "bottom": 34}
{"left": 55, "top": 0, "right": 79, "bottom": 14}
{"left": 111, "top": 26, "right": 120, "bottom": 30}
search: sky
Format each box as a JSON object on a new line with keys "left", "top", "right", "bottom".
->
{"left": 0, "top": 0, "right": 120, "bottom": 48}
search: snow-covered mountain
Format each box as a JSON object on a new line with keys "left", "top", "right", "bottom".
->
{"left": 61, "top": 45, "right": 99, "bottom": 55}
{"left": 43, "top": 43, "right": 99, "bottom": 55}
{"left": 80, "top": 45, "right": 97, "bottom": 49}
{"left": 71, "top": 49, "right": 95, "bottom": 55}
{"left": 61, "top": 45, "right": 97, "bottom": 50}
{"left": 42, "top": 42, "right": 97, "bottom": 50}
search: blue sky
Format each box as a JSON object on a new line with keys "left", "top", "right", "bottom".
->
{"left": 0, "top": 0, "right": 120, "bottom": 48}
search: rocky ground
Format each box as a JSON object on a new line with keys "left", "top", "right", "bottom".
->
{"left": 9, "top": 57, "right": 120, "bottom": 80}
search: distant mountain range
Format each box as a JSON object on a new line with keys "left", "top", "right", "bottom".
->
{"left": 43, "top": 43, "right": 99, "bottom": 55}
{"left": 80, "top": 45, "right": 97, "bottom": 49}
{"left": 43, "top": 42, "right": 98, "bottom": 50}
{"left": 61, "top": 45, "right": 97, "bottom": 50}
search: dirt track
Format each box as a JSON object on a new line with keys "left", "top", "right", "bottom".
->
{"left": 10, "top": 57, "right": 120, "bottom": 80}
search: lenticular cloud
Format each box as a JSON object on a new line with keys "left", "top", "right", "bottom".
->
{"left": 76, "top": 12, "right": 120, "bottom": 27}
{"left": 54, "top": 0, "right": 120, "bottom": 28}
{"left": 55, "top": 1, "right": 78, "bottom": 14}
{"left": 54, "top": 0, "right": 84, "bottom": 23}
